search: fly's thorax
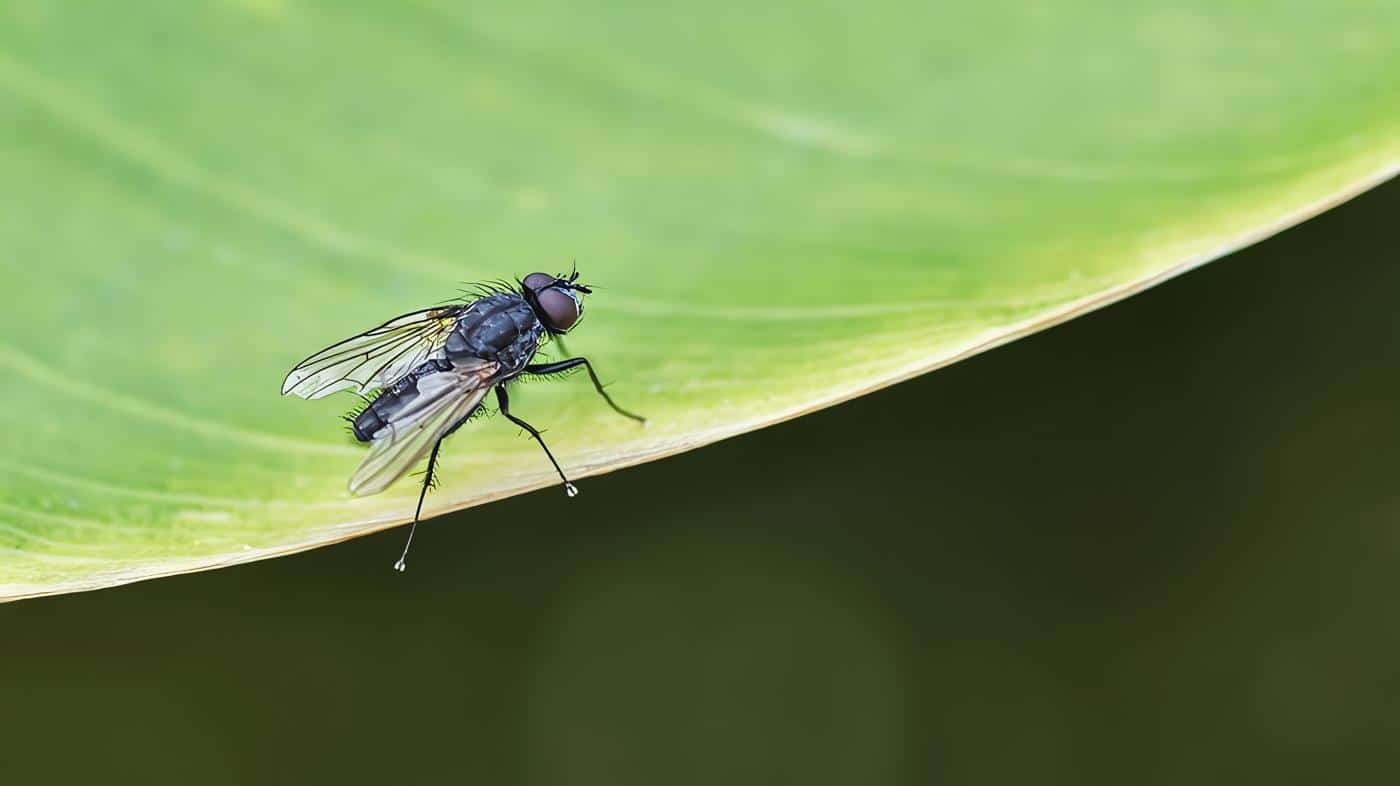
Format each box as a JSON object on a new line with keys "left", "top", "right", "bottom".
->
{"left": 444, "top": 292, "right": 543, "bottom": 373}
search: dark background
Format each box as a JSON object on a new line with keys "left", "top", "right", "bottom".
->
{"left": 2, "top": 181, "right": 1396, "bottom": 785}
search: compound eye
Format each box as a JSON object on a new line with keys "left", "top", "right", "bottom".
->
{"left": 523, "top": 272, "right": 555, "bottom": 292}
{"left": 537, "top": 287, "right": 581, "bottom": 332}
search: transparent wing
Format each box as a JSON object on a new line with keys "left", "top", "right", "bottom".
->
{"left": 348, "top": 360, "right": 499, "bottom": 496}
{"left": 281, "top": 306, "right": 466, "bottom": 400}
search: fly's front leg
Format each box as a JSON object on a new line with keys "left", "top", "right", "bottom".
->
{"left": 495, "top": 385, "right": 578, "bottom": 498}
{"left": 524, "top": 357, "right": 645, "bottom": 423}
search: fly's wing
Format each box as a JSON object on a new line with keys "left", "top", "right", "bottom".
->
{"left": 347, "top": 359, "right": 500, "bottom": 496}
{"left": 282, "top": 306, "right": 466, "bottom": 399}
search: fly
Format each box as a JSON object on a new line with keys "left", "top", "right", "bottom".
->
{"left": 281, "top": 269, "right": 644, "bottom": 571}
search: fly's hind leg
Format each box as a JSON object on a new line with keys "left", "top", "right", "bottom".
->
{"left": 495, "top": 385, "right": 578, "bottom": 498}
{"left": 394, "top": 439, "right": 441, "bottom": 573}
{"left": 441, "top": 399, "right": 485, "bottom": 438}
{"left": 392, "top": 399, "right": 483, "bottom": 573}
{"left": 524, "top": 357, "right": 645, "bottom": 423}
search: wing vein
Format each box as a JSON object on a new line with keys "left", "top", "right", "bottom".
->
{"left": 281, "top": 305, "right": 465, "bottom": 399}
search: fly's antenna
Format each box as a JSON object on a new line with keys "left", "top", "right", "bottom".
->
{"left": 394, "top": 439, "right": 443, "bottom": 572}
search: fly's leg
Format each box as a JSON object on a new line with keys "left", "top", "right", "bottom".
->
{"left": 524, "top": 357, "right": 646, "bottom": 423}
{"left": 394, "top": 438, "right": 442, "bottom": 573}
{"left": 393, "top": 399, "right": 483, "bottom": 572}
{"left": 495, "top": 385, "right": 578, "bottom": 498}
{"left": 441, "top": 400, "right": 484, "bottom": 438}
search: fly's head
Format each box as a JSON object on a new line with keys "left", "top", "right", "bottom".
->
{"left": 521, "top": 269, "right": 591, "bottom": 334}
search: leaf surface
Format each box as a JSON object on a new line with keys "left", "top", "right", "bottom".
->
{"left": 0, "top": 1, "right": 1395, "bottom": 599}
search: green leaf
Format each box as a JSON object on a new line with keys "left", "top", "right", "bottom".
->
{"left": 1, "top": 1, "right": 1395, "bottom": 601}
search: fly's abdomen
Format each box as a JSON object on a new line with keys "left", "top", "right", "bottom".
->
{"left": 351, "top": 399, "right": 394, "bottom": 442}
{"left": 350, "top": 360, "right": 449, "bottom": 442}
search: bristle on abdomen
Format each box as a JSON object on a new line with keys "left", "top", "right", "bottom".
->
{"left": 350, "top": 407, "right": 385, "bottom": 442}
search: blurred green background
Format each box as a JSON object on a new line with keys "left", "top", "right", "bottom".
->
{"left": 2, "top": 180, "right": 1395, "bottom": 784}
